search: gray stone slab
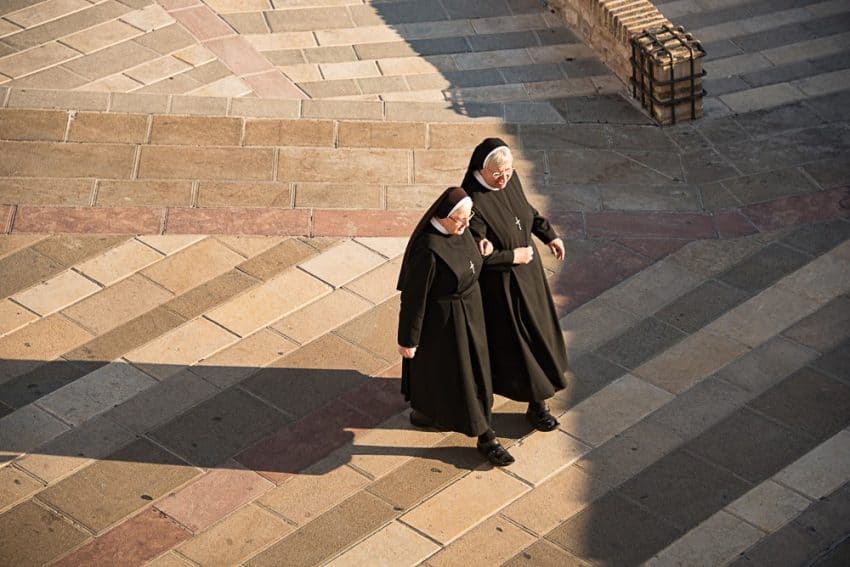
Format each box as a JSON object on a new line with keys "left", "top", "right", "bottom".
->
{"left": 503, "top": 540, "right": 589, "bottom": 567}
{"left": 704, "top": 76, "right": 751, "bottom": 96}
{"left": 502, "top": 63, "right": 565, "bottom": 84}
{"left": 716, "top": 335, "right": 817, "bottom": 394}
{"left": 408, "top": 36, "right": 472, "bottom": 56}
{"left": 560, "top": 58, "right": 611, "bottom": 79}
{"left": 353, "top": 0, "right": 445, "bottom": 25}
{"left": 521, "top": 123, "right": 610, "bottom": 149}
{"left": 734, "top": 23, "right": 816, "bottom": 53}
{"left": 607, "top": 125, "right": 679, "bottom": 151}
{"left": 783, "top": 295, "right": 850, "bottom": 353}
{"left": 535, "top": 27, "right": 580, "bottom": 46}
{"left": 700, "top": 181, "right": 742, "bottom": 210}
{"left": 721, "top": 167, "right": 821, "bottom": 205}
{"left": 467, "top": 31, "right": 538, "bottom": 51}
{"left": 781, "top": 219, "right": 850, "bottom": 257}
{"left": 599, "top": 183, "right": 700, "bottom": 211}
{"left": 665, "top": 125, "right": 714, "bottom": 153}
{"left": 733, "top": 101, "right": 827, "bottom": 137}
{"left": 680, "top": 148, "right": 740, "bottom": 184}
{"left": 748, "top": 366, "right": 850, "bottom": 440}
{"left": 686, "top": 407, "right": 814, "bottom": 483}
{"left": 548, "top": 150, "right": 677, "bottom": 185}
{"left": 441, "top": 0, "right": 511, "bottom": 18}
{"left": 811, "top": 50, "right": 850, "bottom": 74}
{"left": 802, "top": 155, "right": 850, "bottom": 189}
{"left": 617, "top": 449, "right": 750, "bottom": 529}
{"left": 695, "top": 116, "right": 751, "bottom": 145}
{"left": 550, "top": 95, "right": 652, "bottom": 125}
{"left": 0, "top": 359, "right": 100, "bottom": 409}
{"left": 555, "top": 352, "right": 626, "bottom": 410}
{"left": 442, "top": 68, "right": 505, "bottom": 88}
{"left": 806, "top": 90, "right": 850, "bottom": 123}
{"left": 811, "top": 337, "right": 850, "bottom": 384}
{"left": 741, "top": 59, "right": 821, "bottom": 88}
{"left": 532, "top": 184, "right": 601, "bottom": 211}
{"left": 149, "top": 387, "right": 291, "bottom": 468}
{"left": 655, "top": 280, "right": 749, "bottom": 333}
{"left": 701, "top": 39, "right": 744, "bottom": 61}
{"left": 717, "top": 242, "right": 811, "bottom": 293}
{"left": 595, "top": 317, "right": 687, "bottom": 371}
{"left": 545, "top": 491, "right": 682, "bottom": 566}
{"left": 649, "top": 375, "right": 750, "bottom": 440}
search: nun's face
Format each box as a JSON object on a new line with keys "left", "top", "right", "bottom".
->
{"left": 480, "top": 161, "right": 513, "bottom": 189}
{"left": 439, "top": 204, "right": 474, "bottom": 236}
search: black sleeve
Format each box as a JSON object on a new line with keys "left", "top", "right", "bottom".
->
{"left": 469, "top": 213, "right": 514, "bottom": 269}
{"left": 397, "top": 245, "right": 436, "bottom": 348}
{"left": 531, "top": 203, "right": 558, "bottom": 244}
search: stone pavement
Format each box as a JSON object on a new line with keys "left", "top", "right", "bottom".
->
{"left": 0, "top": 0, "right": 849, "bottom": 566}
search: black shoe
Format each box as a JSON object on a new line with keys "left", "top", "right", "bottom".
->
{"left": 526, "top": 405, "right": 559, "bottom": 432}
{"left": 476, "top": 440, "right": 515, "bottom": 466}
{"left": 409, "top": 409, "right": 435, "bottom": 428}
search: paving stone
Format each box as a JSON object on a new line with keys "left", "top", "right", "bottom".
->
{"left": 552, "top": 353, "right": 626, "bottom": 412}
{"left": 0, "top": 464, "right": 42, "bottom": 510}
{"left": 558, "top": 297, "right": 639, "bottom": 359}
{"left": 135, "top": 72, "right": 203, "bottom": 95}
{"left": 61, "top": 19, "right": 143, "bottom": 53}
{"left": 503, "top": 539, "right": 590, "bottom": 567}
{"left": 0, "top": 140, "right": 136, "bottom": 178}
{"left": 0, "top": 358, "right": 100, "bottom": 410}
{"left": 235, "top": 238, "right": 316, "bottom": 281}
{"left": 325, "top": 520, "right": 440, "bottom": 567}
{"left": 775, "top": 429, "right": 850, "bottom": 501}
{"left": 655, "top": 279, "right": 750, "bottom": 334}
{"left": 148, "top": 115, "right": 241, "bottom": 146}
{"left": 722, "top": 167, "right": 821, "bottom": 206}
{"left": 166, "top": 207, "right": 311, "bottom": 235}
{"left": 6, "top": 87, "right": 109, "bottom": 111}
{"left": 342, "top": 257, "right": 401, "bottom": 305}
{"left": 105, "top": 368, "right": 218, "bottom": 434}
{"left": 0, "top": 403, "right": 70, "bottom": 460}
{"left": 0, "top": 41, "right": 78, "bottom": 79}
{"left": 749, "top": 366, "right": 850, "bottom": 441}
{"left": 0, "top": 108, "right": 68, "bottom": 141}
{"left": 299, "top": 239, "right": 387, "bottom": 288}
{"left": 333, "top": 297, "right": 399, "bottom": 362}
{"left": 743, "top": 187, "right": 850, "bottom": 233}
{"left": 13, "top": 269, "right": 101, "bottom": 316}
{"left": 4, "top": 0, "right": 92, "bottom": 27}
{"left": 604, "top": 258, "right": 705, "bottom": 319}
{"left": 279, "top": 147, "right": 408, "bottom": 184}
{"left": 782, "top": 295, "right": 850, "bottom": 354}
{"left": 150, "top": 386, "right": 290, "bottom": 468}
{"left": 142, "top": 238, "right": 245, "bottom": 295}
{"left": 727, "top": 479, "right": 811, "bottom": 532}
{"left": 136, "top": 235, "right": 204, "bottom": 256}
{"left": 191, "top": 329, "right": 296, "bottom": 388}
{"left": 37, "top": 360, "right": 156, "bottom": 426}
{"left": 139, "top": 145, "right": 275, "bottom": 180}
{"left": 426, "top": 514, "right": 536, "bottom": 567}
{"left": 177, "top": 504, "right": 290, "bottom": 565}
{"left": 243, "top": 118, "right": 332, "bottom": 147}
{"left": 293, "top": 182, "right": 382, "bottom": 209}
{"left": 14, "top": 205, "right": 164, "bottom": 234}
{"left": 0, "top": 314, "right": 92, "bottom": 380}
{"left": 0, "top": 299, "right": 37, "bottom": 337}
{"left": 803, "top": 156, "right": 850, "bottom": 189}
{"left": 717, "top": 241, "right": 811, "bottom": 294}
{"left": 63, "top": 275, "right": 172, "bottom": 335}
{"left": 75, "top": 238, "right": 162, "bottom": 286}
{"left": 596, "top": 317, "right": 688, "bottom": 371}
{"left": 246, "top": 491, "right": 396, "bottom": 567}
{"left": 546, "top": 491, "right": 682, "bottom": 566}
{"left": 777, "top": 241, "right": 850, "bottom": 303}
{"left": 271, "top": 288, "right": 372, "bottom": 346}
{"left": 0, "top": 235, "right": 47, "bottom": 261}
{"left": 62, "top": 39, "right": 160, "bottom": 81}
{"left": 94, "top": 180, "right": 190, "bottom": 208}
{"left": 216, "top": 235, "right": 282, "bottom": 258}
{"left": 810, "top": 336, "right": 850, "bottom": 384}
{"left": 53, "top": 507, "right": 190, "bottom": 567}
{"left": 0, "top": 500, "right": 89, "bottom": 566}
{"left": 780, "top": 219, "right": 850, "bottom": 257}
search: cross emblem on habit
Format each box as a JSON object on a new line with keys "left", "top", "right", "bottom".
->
{"left": 469, "top": 260, "right": 475, "bottom": 274}
{"left": 514, "top": 216, "right": 522, "bottom": 230}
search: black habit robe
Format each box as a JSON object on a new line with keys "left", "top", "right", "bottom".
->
{"left": 461, "top": 138, "right": 569, "bottom": 402}
{"left": 397, "top": 223, "right": 492, "bottom": 437}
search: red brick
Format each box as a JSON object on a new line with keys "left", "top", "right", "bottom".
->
{"left": 741, "top": 187, "right": 850, "bottom": 232}
{"left": 52, "top": 508, "right": 190, "bottom": 567}
{"left": 312, "top": 209, "right": 419, "bottom": 237}
{"left": 585, "top": 211, "right": 716, "bottom": 239}
{"left": 712, "top": 209, "right": 759, "bottom": 238}
{"left": 165, "top": 207, "right": 310, "bottom": 235}
{"left": 13, "top": 206, "right": 163, "bottom": 233}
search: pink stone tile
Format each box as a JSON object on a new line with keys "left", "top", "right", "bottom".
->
{"left": 312, "top": 210, "right": 419, "bottom": 237}
{"left": 154, "top": 462, "right": 274, "bottom": 533}
{"left": 341, "top": 377, "right": 407, "bottom": 423}
{"left": 585, "top": 211, "right": 717, "bottom": 239}
{"left": 551, "top": 242, "right": 654, "bottom": 315}
{"left": 170, "top": 6, "right": 234, "bottom": 41}
{"left": 545, "top": 211, "right": 585, "bottom": 239}
{"left": 52, "top": 508, "right": 191, "bottom": 567}
{"left": 741, "top": 187, "right": 850, "bottom": 232}
{"left": 165, "top": 207, "right": 310, "bottom": 235}
{"left": 713, "top": 209, "right": 759, "bottom": 238}
{"left": 204, "top": 36, "right": 272, "bottom": 76}
{"left": 613, "top": 238, "right": 688, "bottom": 261}
{"left": 243, "top": 69, "right": 308, "bottom": 99}
{"left": 236, "top": 398, "right": 381, "bottom": 484}
{"left": 13, "top": 206, "right": 164, "bottom": 234}
{"left": 160, "top": 0, "right": 202, "bottom": 9}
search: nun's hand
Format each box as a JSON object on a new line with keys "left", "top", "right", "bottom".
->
{"left": 398, "top": 345, "right": 417, "bottom": 359}
{"left": 548, "top": 238, "right": 565, "bottom": 261}
{"left": 512, "top": 246, "right": 534, "bottom": 264}
{"left": 478, "top": 238, "right": 494, "bottom": 257}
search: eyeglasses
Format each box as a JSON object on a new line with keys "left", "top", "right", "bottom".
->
{"left": 487, "top": 167, "right": 514, "bottom": 180}
{"left": 448, "top": 210, "right": 475, "bottom": 225}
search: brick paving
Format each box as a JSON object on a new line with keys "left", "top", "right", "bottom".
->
{"left": 0, "top": 0, "right": 849, "bottom": 566}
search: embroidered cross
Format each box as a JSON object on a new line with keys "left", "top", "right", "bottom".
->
{"left": 514, "top": 216, "right": 522, "bottom": 231}
{"left": 469, "top": 260, "right": 475, "bottom": 274}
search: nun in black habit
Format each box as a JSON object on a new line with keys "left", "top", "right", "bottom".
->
{"left": 461, "top": 138, "right": 569, "bottom": 432}
{"left": 397, "top": 186, "right": 514, "bottom": 466}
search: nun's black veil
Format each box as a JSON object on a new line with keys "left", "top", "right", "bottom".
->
{"left": 460, "top": 137, "right": 509, "bottom": 188}
{"left": 396, "top": 186, "right": 469, "bottom": 291}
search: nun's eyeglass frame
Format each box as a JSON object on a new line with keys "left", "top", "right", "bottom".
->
{"left": 488, "top": 167, "right": 514, "bottom": 179}
{"left": 448, "top": 210, "right": 475, "bottom": 225}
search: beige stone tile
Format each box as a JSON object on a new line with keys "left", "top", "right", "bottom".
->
{"left": 0, "top": 404, "right": 70, "bottom": 458}
{"left": 401, "top": 468, "right": 529, "bottom": 544}
{"left": 141, "top": 238, "right": 245, "bottom": 294}
{"left": 125, "top": 55, "right": 191, "bottom": 85}
{"left": 191, "top": 329, "right": 296, "bottom": 388}
{"left": 601, "top": 260, "right": 703, "bottom": 318}
{"left": 559, "top": 374, "right": 674, "bottom": 447}
{"left": 293, "top": 182, "right": 381, "bottom": 208}
{"left": 633, "top": 331, "right": 750, "bottom": 394}
{"left": 667, "top": 236, "right": 763, "bottom": 277}
{"left": 206, "top": 0, "right": 272, "bottom": 12}
{"left": 506, "top": 430, "right": 591, "bottom": 487}
{"left": 315, "top": 26, "right": 403, "bottom": 47}
{"left": 138, "top": 145, "right": 274, "bottom": 180}
{"left": 377, "top": 55, "right": 441, "bottom": 76}
{"left": 386, "top": 184, "right": 446, "bottom": 210}
{"left": 412, "top": 149, "right": 470, "bottom": 185}
{"left": 454, "top": 48, "right": 532, "bottom": 71}
{"left": 60, "top": 19, "right": 142, "bottom": 53}
{"left": 777, "top": 241, "right": 850, "bottom": 303}
{"left": 244, "top": 31, "right": 316, "bottom": 51}
{"left": 343, "top": 257, "right": 401, "bottom": 305}
{"left": 36, "top": 360, "right": 157, "bottom": 426}
{"left": 428, "top": 123, "right": 518, "bottom": 150}
{"left": 0, "top": 108, "right": 69, "bottom": 141}
{"left": 774, "top": 429, "right": 850, "bottom": 500}
{"left": 320, "top": 60, "right": 380, "bottom": 80}
{"left": 125, "top": 317, "right": 237, "bottom": 380}
{"left": 0, "top": 140, "right": 135, "bottom": 178}
{"left": 216, "top": 235, "right": 283, "bottom": 258}
{"left": 559, "top": 297, "right": 641, "bottom": 359}
{"left": 300, "top": 100, "right": 383, "bottom": 120}
{"left": 259, "top": 464, "right": 370, "bottom": 526}
{"left": 645, "top": 511, "right": 764, "bottom": 567}
{"left": 177, "top": 504, "right": 290, "bottom": 566}
{"left": 705, "top": 287, "right": 821, "bottom": 348}
{"left": 120, "top": 3, "right": 174, "bottom": 32}
{"left": 726, "top": 480, "right": 810, "bottom": 532}
{"left": 277, "top": 62, "right": 321, "bottom": 82}
{"left": 67, "top": 112, "right": 149, "bottom": 143}
{"left": 270, "top": 288, "right": 372, "bottom": 345}
{"left": 137, "top": 234, "right": 205, "bottom": 255}
{"left": 4, "top": 0, "right": 91, "bottom": 28}
{"left": 6, "top": 88, "right": 109, "bottom": 111}
{"left": 144, "top": 551, "right": 194, "bottom": 567}
{"left": 0, "top": 235, "right": 48, "bottom": 260}
{"left": 299, "top": 239, "right": 386, "bottom": 288}
{"left": 62, "top": 275, "right": 172, "bottom": 335}
{"left": 354, "top": 237, "right": 408, "bottom": 259}
{"left": 0, "top": 299, "right": 37, "bottom": 337}
{"left": 0, "top": 42, "right": 79, "bottom": 78}
{"left": 172, "top": 43, "right": 216, "bottom": 66}
{"left": 427, "top": 515, "right": 535, "bottom": 567}
{"left": 82, "top": 73, "right": 143, "bottom": 92}
{"left": 244, "top": 118, "right": 334, "bottom": 146}
{"left": 0, "top": 314, "right": 91, "bottom": 369}
{"left": 75, "top": 239, "right": 163, "bottom": 286}
{"left": 206, "top": 268, "right": 331, "bottom": 337}
{"left": 0, "top": 465, "right": 43, "bottom": 511}
{"left": 12, "top": 270, "right": 101, "bottom": 316}
{"left": 189, "top": 75, "right": 252, "bottom": 97}
{"left": 0, "top": 19, "right": 19, "bottom": 37}
{"left": 325, "top": 520, "right": 439, "bottom": 567}
{"left": 338, "top": 121, "right": 427, "bottom": 149}
{"left": 326, "top": 412, "right": 450, "bottom": 480}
